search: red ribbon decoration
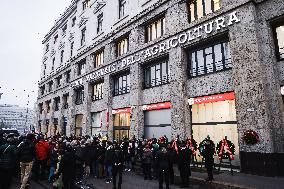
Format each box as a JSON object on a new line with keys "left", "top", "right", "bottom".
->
{"left": 218, "top": 139, "right": 234, "bottom": 160}
{"left": 186, "top": 137, "right": 196, "bottom": 156}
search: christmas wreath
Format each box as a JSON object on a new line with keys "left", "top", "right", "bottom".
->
{"left": 198, "top": 137, "right": 215, "bottom": 157}
{"left": 242, "top": 130, "right": 260, "bottom": 145}
{"left": 186, "top": 138, "right": 198, "bottom": 156}
{"left": 216, "top": 138, "right": 235, "bottom": 160}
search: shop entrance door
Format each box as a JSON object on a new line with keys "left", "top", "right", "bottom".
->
{"left": 191, "top": 100, "right": 240, "bottom": 168}
{"left": 114, "top": 127, "right": 129, "bottom": 141}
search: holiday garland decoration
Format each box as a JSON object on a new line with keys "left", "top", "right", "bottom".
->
{"left": 242, "top": 130, "right": 260, "bottom": 145}
{"left": 216, "top": 138, "right": 235, "bottom": 160}
{"left": 198, "top": 137, "right": 215, "bottom": 157}
{"left": 186, "top": 137, "right": 198, "bottom": 156}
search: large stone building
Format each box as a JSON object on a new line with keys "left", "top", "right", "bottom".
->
{"left": 36, "top": 0, "right": 284, "bottom": 176}
{"left": 0, "top": 104, "right": 34, "bottom": 134}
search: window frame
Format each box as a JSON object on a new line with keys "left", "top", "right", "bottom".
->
{"left": 75, "top": 87, "right": 84, "bottom": 105}
{"left": 187, "top": 0, "right": 220, "bottom": 23}
{"left": 145, "top": 16, "right": 165, "bottom": 42}
{"left": 77, "top": 59, "right": 86, "bottom": 76}
{"left": 92, "top": 81, "right": 104, "bottom": 101}
{"left": 116, "top": 35, "right": 129, "bottom": 57}
{"left": 119, "top": 0, "right": 126, "bottom": 19}
{"left": 60, "top": 50, "right": 64, "bottom": 64}
{"left": 72, "top": 16, "right": 76, "bottom": 27}
{"left": 272, "top": 20, "right": 284, "bottom": 61}
{"left": 54, "top": 97, "right": 60, "bottom": 111}
{"left": 113, "top": 72, "right": 130, "bottom": 96}
{"left": 187, "top": 39, "right": 232, "bottom": 78}
{"left": 97, "top": 13, "right": 103, "bottom": 34}
{"left": 63, "top": 93, "right": 69, "bottom": 109}
{"left": 81, "top": 27, "right": 86, "bottom": 46}
{"left": 70, "top": 42, "right": 74, "bottom": 57}
{"left": 143, "top": 59, "right": 169, "bottom": 89}
{"left": 92, "top": 49, "right": 104, "bottom": 68}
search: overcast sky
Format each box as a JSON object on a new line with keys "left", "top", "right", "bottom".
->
{"left": 0, "top": 0, "right": 71, "bottom": 109}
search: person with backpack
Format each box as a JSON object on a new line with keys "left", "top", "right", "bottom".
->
{"left": 0, "top": 134, "right": 18, "bottom": 189}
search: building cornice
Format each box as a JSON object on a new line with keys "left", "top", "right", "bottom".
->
{"left": 42, "top": 0, "right": 79, "bottom": 44}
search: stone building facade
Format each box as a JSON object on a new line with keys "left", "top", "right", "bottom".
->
{"left": 36, "top": 0, "right": 284, "bottom": 176}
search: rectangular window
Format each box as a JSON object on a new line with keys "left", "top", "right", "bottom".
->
{"left": 52, "top": 58, "right": 55, "bottom": 71}
{"left": 113, "top": 113, "right": 130, "bottom": 126}
{"left": 56, "top": 75, "right": 62, "bottom": 88}
{"left": 75, "top": 88, "right": 84, "bottom": 105}
{"left": 82, "top": 0, "right": 90, "bottom": 10}
{"left": 70, "top": 42, "right": 74, "bottom": 57}
{"left": 48, "top": 81, "right": 53, "bottom": 92}
{"left": 92, "top": 82, "right": 104, "bottom": 101}
{"left": 39, "top": 103, "right": 44, "bottom": 114}
{"left": 63, "top": 93, "right": 69, "bottom": 109}
{"left": 91, "top": 112, "right": 102, "bottom": 135}
{"left": 78, "top": 59, "right": 86, "bottom": 75}
{"left": 40, "top": 85, "right": 45, "bottom": 95}
{"left": 117, "top": 36, "right": 129, "bottom": 56}
{"left": 54, "top": 34, "right": 58, "bottom": 44}
{"left": 113, "top": 73, "right": 130, "bottom": 96}
{"left": 46, "top": 100, "right": 51, "bottom": 113}
{"left": 81, "top": 27, "right": 86, "bottom": 46}
{"left": 72, "top": 16, "right": 76, "bottom": 27}
{"left": 60, "top": 50, "right": 64, "bottom": 64}
{"left": 144, "top": 60, "right": 169, "bottom": 88}
{"left": 119, "top": 0, "right": 126, "bottom": 19}
{"left": 274, "top": 23, "right": 284, "bottom": 60}
{"left": 65, "top": 70, "right": 71, "bottom": 83}
{"left": 146, "top": 17, "right": 165, "bottom": 42}
{"left": 45, "top": 44, "right": 49, "bottom": 52}
{"left": 54, "top": 97, "right": 60, "bottom": 111}
{"left": 188, "top": 41, "right": 231, "bottom": 77}
{"left": 92, "top": 50, "right": 104, "bottom": 68}
{"left": 188, "top": 0, "right": 220, "bottom": 22}
{"left": 62, "top": 24, "right": 67, "bottom": 36}
{"left": 97, "top": 13, "right": 103, "bottom": 34}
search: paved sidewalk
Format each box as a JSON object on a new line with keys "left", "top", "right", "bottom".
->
{"left": 188, "top": 170, "right": 284, "bottom": 189}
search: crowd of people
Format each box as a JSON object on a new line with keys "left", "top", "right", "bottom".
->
{"left": 0, "top": 130, "right": 215, "bottom": 189}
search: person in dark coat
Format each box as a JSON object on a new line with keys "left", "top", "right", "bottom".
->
{"left": 156, "top": 144, "right": 170, "bottom": 189}
{"left": 112, "top": 143, "right": 124, "bottom": 189}
{"left": 142, "top": 144, "right": 152, "bottom": 180}
{"left": 204, "top": 139, "right": 215, "bottom": 181}
{"left": 178, "top": 143, "right": 191, "bottom": 188}
{"left": 18, "top": 133, "right": 36, "bottom": 189}
{"left": 167, "top": 143, "right": 176, "bottom": 184}
{"left": 0, "top": 134, "right": 18, "bottom": 189}
{"left": 104, "top": 142, "right": 114, "bottom": 183}
{"left": 58, "top": 145, "right": 77, "bottom": 189}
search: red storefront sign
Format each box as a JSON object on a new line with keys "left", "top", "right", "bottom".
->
{"left": 188, "top": 92, "right": 235, "bottom": 105}
{"left": 142, "top": 102, "right": 171, "bottom": 111}
{"left": 112, "top": 107, "right": 131, "bottom": 114}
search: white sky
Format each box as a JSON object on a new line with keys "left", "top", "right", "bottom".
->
{"left": 0, "top": 0, "right": 71, "bottom": 109}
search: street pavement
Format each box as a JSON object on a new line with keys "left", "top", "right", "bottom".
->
{"left": 10, "top": 171, "right": 220, "bottom": 189}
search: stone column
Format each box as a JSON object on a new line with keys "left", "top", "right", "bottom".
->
{"left": 129, "top": 62, "right": 143, "bottom": 139}
{"left": 83, "top": 81, "right": 92, "bottom": 136}
{"left": 105, "top": 75, "right": 113, "bottom": 140}
{"left": 68, "top": 88, "right": 76, "bottom": 136}
{"left": 169, "top": 46, "right": 189, "bottom": 140}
